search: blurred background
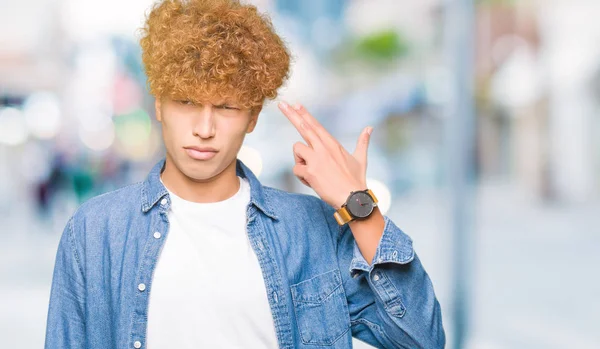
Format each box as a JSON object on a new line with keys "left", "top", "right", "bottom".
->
{"left": 1, "top": 0, "right": 599, "bottom": 348}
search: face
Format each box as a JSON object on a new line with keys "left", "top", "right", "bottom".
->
{"left": 155, "top": 97, "right": 260, "bottom": 183}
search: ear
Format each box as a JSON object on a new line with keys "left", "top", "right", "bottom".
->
{"left": 246, "top": 106, "right": 262, "bottom": 133}
{"left": 155, "top": 98, "right": 162, "bottom": 122}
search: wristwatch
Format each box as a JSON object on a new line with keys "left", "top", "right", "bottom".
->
{"left": 334, "top": 189, "right": 378, "bottom": 226}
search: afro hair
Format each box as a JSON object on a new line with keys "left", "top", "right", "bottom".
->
{"left": 140, "top": 0, "right": 291, "bottom": 110}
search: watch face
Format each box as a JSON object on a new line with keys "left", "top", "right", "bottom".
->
{"left": 346, "top": 191, "right": 374, "bottom": 218}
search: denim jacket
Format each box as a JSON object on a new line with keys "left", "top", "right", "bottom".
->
{"left": 45, "top": 158, "right": 445, "bottom": 349}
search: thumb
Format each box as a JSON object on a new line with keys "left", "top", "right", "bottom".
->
{"left": 353, "top": 126, "right": 373, "bottom": 164}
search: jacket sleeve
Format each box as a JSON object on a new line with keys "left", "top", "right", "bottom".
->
{"left": 320, "top": 200, "right": 446, "bottom": 348}
{"left": 44, "top": 216, "right": 86, "bottom": 349}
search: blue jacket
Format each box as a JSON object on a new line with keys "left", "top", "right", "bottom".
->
{"left": 45, "top": 158, "right": 445, "bottom": 348}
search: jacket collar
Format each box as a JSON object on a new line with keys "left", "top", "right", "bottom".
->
{"left": 141, "top": 157, "right": 278, "bottom": 220}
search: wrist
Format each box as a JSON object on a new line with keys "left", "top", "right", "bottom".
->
{"left": 333, "top": 187, "right": 378, "bottom": 227}
{"left": 349, "top": 206, "right": 382, "bottom": 226}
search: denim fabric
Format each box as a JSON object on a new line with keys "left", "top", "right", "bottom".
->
{"left": 45, "top": 158, "right": 445, "bottom": 349}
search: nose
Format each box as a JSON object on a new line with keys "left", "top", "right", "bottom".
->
{"left": 192, "top": 105, "right": 216, "bottom": 139}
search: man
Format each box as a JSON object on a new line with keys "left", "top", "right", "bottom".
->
{"left": 44, "top": 0, "right": 445, "bottom": 348}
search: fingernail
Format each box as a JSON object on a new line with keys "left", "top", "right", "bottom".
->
{"left": 278, "top": 101, "right": 289, "bottom": 110}
{"left": 367, "top": 127, "right": 373, "bottom": 135}
{"left": 293, "top": 103, "right": 302, "bottom": 111}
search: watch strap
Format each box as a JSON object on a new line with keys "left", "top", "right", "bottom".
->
{"left": 366, "top": 189, "right": 378, "bottom": 204}
{"left": 334, "top": 206, "right": 353, "bottom": 225}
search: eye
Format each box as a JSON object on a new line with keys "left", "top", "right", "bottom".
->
{"left": 177, "top": 100, "right": 194, "bottom": 106}
{"left": 216, "top": 104, "right": 240, "bottom": 110}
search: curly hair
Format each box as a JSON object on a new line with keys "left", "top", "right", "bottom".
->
{"left": 139, "top": 0, "right": 291, "bottom": 110}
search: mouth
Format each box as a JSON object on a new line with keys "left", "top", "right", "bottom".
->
{"left": 183, "top": 146, "right": 219, "bottom": 161}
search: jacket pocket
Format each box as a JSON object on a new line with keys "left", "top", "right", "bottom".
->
{"left": 290, "top": 269, "right": 351, "bottom": 346}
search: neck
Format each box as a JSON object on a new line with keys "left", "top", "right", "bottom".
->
{"left": 160, "top": 156, "right": 240, "bottom": 203}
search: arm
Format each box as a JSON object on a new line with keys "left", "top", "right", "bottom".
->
{"left": 44, "top": 217, "right": 86, "bottom": 349}
{"left": 278, "top": 102, "right": 445, "bottom": 347}
{"left": 320, "top": 200, "right": 446, "bottom": 349}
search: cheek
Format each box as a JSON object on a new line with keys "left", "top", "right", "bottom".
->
{"left": 163, "top": 118, "right": 190, "bottom": 139}
{"left": 219, "top": 118, "right": 251, "bottom": 137}
{"left": 160, "top": 122, "right": 175, "bottom": 143}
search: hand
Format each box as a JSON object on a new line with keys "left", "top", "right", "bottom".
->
{"left": 278, "top": 101, "right": 373, "bottom": 210}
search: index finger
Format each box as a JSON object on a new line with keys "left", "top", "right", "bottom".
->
{"left": 278, "top": 101, "right": 323, "bottom": 150}
{"left": 292, "top": 103, "right": 340, "bottom": 151}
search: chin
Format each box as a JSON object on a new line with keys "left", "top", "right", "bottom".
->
{"left": 180, "top": 164, "right": 217, "bottom": 181}
{"left": 180, "top": 158, "right": 232, "bottom": 182}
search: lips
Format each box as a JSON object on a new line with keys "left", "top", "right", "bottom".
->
{"left": 183, "top": 146, "right": 218, "bottom": 160}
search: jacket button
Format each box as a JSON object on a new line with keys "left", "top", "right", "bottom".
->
{"left": 138, "top": 283, "right": 146, "bottom": 292}
{"left": 372, "top": 274, "right": 380, "bottom": 282}
{"left": 160, "top": 198, "right": 167, "bottom": 206}
{"left": 153, "top": 232, "right": 161, "bottom": 239}
{"left": 133, "top": 341, "right": 142, "bottom": 348}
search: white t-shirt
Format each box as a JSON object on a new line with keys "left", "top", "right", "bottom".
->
{"left": 147, "top": 176, "right": 279, "bottom": 348}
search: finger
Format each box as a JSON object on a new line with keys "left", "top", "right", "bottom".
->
{"left": 292, "top": 164, "right": 311, "bottom": 187}
{"left": 294, "top": 150, "right": 305, "bottom": 166}
{"left": 292, "top": 143, "right": 312, "bottom": 187}
{"left": 292, "top": 103, "right": 340, "bottom": 151}
{"left": 353, "top": 126, "right": 373, "bottom": 165}
{"left": 293, "top": 141, "right": 313, "bottom": 164}
{"left": 279, "top": 101, "right": 323, "bottom": 151}
{"left": 292, "top": 142, "right": 313, "bottom": 165}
